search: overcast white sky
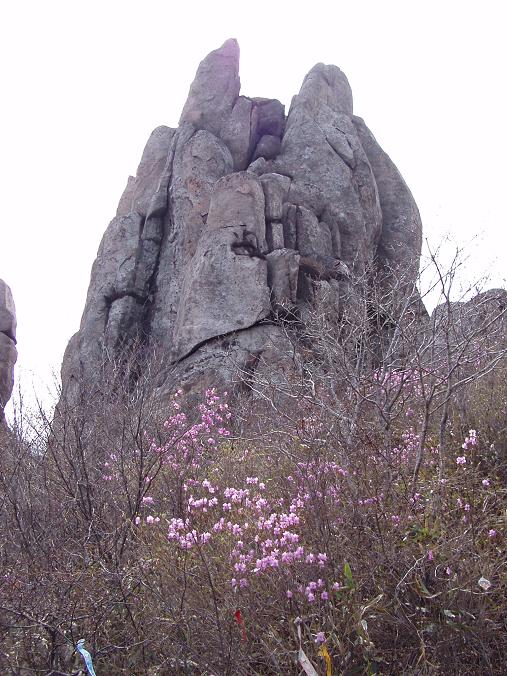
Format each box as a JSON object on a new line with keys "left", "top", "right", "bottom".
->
{"left": 1, "top": 0, "right": 506, "bottom": 411}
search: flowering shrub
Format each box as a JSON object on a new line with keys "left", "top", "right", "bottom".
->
{"left": 1, "top": 366, "right": 506, "bottom": 674}
{"left": 115, "top": 384, "right": 506, "bottom": 674}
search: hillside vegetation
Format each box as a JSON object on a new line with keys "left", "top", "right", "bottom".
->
{"left": 1, "top": 280, "right": 506, "bottom": 675}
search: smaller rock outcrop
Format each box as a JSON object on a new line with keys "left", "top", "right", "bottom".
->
{"left": 431, "top": 288, "right": 507, "bottom": 351}
{"left": 0, "top": 279, "right": 17, "bottom": 419}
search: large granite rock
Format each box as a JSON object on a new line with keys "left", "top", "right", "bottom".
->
{"left": 0, "top": 279, "right": 17, "bottom": 418}
{"left": 60, "top": 40, "right": 424, "bottom": 402}
{"left": 353, "top": 116, "right": 422, "bottom": 284}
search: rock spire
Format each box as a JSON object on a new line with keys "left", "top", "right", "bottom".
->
{"left": 61, "top": 39, "right": 422, "bottom": 401}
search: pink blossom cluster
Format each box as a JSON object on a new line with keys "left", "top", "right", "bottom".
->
{"left": 371, "top": 367, "right": 425, "bottom": 398}
{"left": 462, "top": 429, "right": 477, "bottom": 450}
{"left": 130, "top": 389, "right": 231, "bottom": 525}
{"left": 104, "top": 389, "right": 231, "bottom": 493}
{"left": 160, "top": 459, "right": 340, "bottom": 598}
{"left": 456, "top": 429, "right": 478, "bottom": 466}
{"left": 387, "top": 427, "right": 421, "bottom": 465}
{"left": 102, "top": 452, "right": 120, "bottom": 481}
{"left": 135, "top": 515, "right": 160, "bottom": 525}
{"left": 358, "top": 493, "right": 384, "bottom": 507}
{"left": 132, "top": 389, "right": 502, "bottom": 617}
{"left": 290, "top": 459, "right": 348, "bottom": 505}
{"left": 145, "top": 388, "right": 231, "bottom": 474}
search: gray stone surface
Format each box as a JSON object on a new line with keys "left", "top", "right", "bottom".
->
{"left": 353, "top": 116, "right": 422, "bottom": 283}
{"left": 296, "top": 206, "right": 333, "bottom": 259}
{"left": 267, "top": 222, "right": 285, "bottom": 251}
{"left": 267, "top": 249, "right": 300, "bottom": 306}
{"left": 172, "top": 172, "right": 271, "bottom": 361}
{"left": 60, "top": 40, "right": 425, "bottom": 402}
{"left": 252, "top": 134, "right": 281, "bottom": 161}
{"left": 221, "top": 96, "right": 256, "bottom": 170}
{"left": 260, "top": 173, "right": 291, "bottom": 222}
{"left": 272, "top": 63, "right": 382, "bottom": 273}
{"left": 179, "top": 39, "right": 241, "bottom": 138}
{"left": 432, "top": 289, "right": 507, "bottom": 343}
{"left": 0, "top": 279, "right": 17, "bottom": 417}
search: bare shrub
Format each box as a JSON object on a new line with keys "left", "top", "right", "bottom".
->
{"left": 1, "top": 255, "right": 506, "bottom": 674}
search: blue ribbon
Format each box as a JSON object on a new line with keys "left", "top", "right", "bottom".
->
{"left": 76, "top": 639, "right": 97, "bottom": 676}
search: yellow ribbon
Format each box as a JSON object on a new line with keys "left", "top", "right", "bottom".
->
{"left": 318, "top": 644, "right": 332, "bottom": 676}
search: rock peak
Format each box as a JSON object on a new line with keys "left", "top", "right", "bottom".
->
{"left": 220, "top": 37, "right": 240, "bottom": 53}
{"left": 60, "top": 41, "right": 422, "bottom": 403}
{"left": 179, "top": 38, "right": 241, "bottom": 136}
{"left": 300, "top": 63, "right": 353, "bottom": 115}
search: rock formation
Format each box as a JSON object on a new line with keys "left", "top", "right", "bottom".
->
{"left": 431, "top": 288, "right": 507, "bottom": 352}
{"left": 61, "top": 39, "right": 422, "bottom": 402}
{"left": 0, "top": 279, "right": 17, "bottom": 419}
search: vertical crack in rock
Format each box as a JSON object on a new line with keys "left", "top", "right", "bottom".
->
{"left": 60, "top": 39, "right": 424, "bottom": 403}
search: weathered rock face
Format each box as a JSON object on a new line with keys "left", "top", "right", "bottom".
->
{"left": 432, "top": 289, "right": 507, "bottom": 352}
{"left": 0, "top": 279, "right": 17, "bottom": 418}
{"left": 61, "top": 39, "right": 423, "bottom": 401}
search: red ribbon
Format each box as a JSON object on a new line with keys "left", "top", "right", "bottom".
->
{"left": 234, "top": 609, "right": 247, "bottom": 641}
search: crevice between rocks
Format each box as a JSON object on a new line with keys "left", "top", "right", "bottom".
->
{"left": 0, "top": 328, "right": 16, "bottom": 344}
{"left": 171, "top": 312, "right": 276, "bottom": 366}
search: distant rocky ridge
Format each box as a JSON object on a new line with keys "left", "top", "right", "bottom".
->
{"left": 61, "top": 39, "right": 423, "bottom": 402}
{"left": 432, "top": 288, "right": 507, "bottom": 349}
{"left": 0, "top": 279, "right": 17, "bottom": 419}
